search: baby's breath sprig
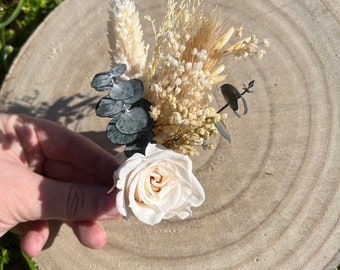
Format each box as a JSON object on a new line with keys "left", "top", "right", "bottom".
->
{"left": 99, "top": 0, "right": 269, "bottom": 156}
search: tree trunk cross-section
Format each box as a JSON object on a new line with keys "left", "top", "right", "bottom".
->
{"left": 0, "top": 0, "right": 339, "bottom": 269}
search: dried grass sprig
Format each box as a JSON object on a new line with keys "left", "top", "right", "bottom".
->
{"left": 108, "top": 0, "right": 148, "bottom": 79}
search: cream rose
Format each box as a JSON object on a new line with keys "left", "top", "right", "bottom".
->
{"left": 114, "top": 144, "right": 205, "bottom": 225}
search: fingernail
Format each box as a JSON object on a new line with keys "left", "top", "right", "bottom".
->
{"left": 98, "top": 191, "right": 121, "bottom": 220}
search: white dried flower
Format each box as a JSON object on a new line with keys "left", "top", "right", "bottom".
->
{"left": 108, "top": 0, "right": 149, "bottom": 79}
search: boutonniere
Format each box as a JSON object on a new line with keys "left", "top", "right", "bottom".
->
{"left": 91, "top": 0, "right": 268, "bottom": 225}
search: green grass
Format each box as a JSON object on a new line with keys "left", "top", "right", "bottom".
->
{"left": 0, "top": 0, "right": 63, "bottom": 86}
{"left": 0, "top": 233, "right": 37, "bottom": 270}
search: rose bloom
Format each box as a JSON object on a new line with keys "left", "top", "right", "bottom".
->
{"left": 114, "top": 144, "right": 205, "bottom": 225}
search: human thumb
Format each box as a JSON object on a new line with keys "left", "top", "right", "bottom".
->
{"left": 36, "top": 176, "right": 120, "bottom": 221}
{"left": 3, "top": 167, "right": 120, "bottom": 225}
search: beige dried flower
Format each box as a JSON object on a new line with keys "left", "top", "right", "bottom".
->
{"left": 108, "top": 0, "right": 148, "bottom": 79}
{"left": 108, "top": 0, "right": 268, "bottom": 155}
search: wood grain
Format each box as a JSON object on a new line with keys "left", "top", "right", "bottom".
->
{"left": 0, "top": 0, "right": 339, "bottom": 269}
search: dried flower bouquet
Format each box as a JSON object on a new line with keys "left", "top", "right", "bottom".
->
{"left": 91, "top": 0, "right": 268, "bottom": 225}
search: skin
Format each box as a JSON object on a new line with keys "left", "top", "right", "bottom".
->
{"left": 0, "top": 114, "right": 120, "bottom": 257}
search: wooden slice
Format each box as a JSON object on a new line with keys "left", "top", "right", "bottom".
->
{"left": 1, "top": 0, "right": 339, "bottom": 269}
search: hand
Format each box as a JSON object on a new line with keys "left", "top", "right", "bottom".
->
{"left": 0, "top": 114, "right": 120, "bottom": 257}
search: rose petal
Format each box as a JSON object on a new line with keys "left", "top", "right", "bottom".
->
{"left": 116, "top": 190, "right": 128, "bottom": 218}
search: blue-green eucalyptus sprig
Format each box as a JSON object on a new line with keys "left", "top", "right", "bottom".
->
{"left": 214, "top": 80, "right": 255, "bottom": 144}
{"left": 91, "top": 64, "right": 154, "bottom": 157}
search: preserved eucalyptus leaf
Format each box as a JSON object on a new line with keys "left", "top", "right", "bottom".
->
{"left": 240, "top": 96, "right": 248, "bottom": 115}
{"left": 233, "top": 110, "right": 241, "bottom": 118}
{"left": 116, "top": 107, "right": 149, "bottom": 135}
{"left": 124, "top": 143, "right": 145, "bottom": 157}
{"left": 214, "top": 121, "right": 231, "bottom": 143}
{"left": 221, "top": 84, "right": 240, "bottom": 112}
{"left": 109, "top": 64, "right": 127, "bottom": 78}
{"left": 248, "top": 80, "right": 255, "bottom": 89}
{"left": 91, "top": 72, "right": 114, "bottom": 91}
{"left": 124, "top": 79, "right": 144, "bottom": 104}
{"left": 91, "top": 64, "right": 127, "bottom": 91}
{"left": 132, "top": 98, "right": 152, "bottom": 111}
{"left": 131, "top": 99, "right": 154, "bottom": 131}
{"left": 202, "top": 140, "right": 208, "bottom": 150}
{"left": 95, "top": 96, "right": 123, "bottom": 117}
{"left": 144, "top": 119, "right": 155, "bottom": 132}
{"left": 106, "top": 121, "right": 138, "bottom": 145}
{"left": 137, "top": 130, "right": 155, "bottom": 146}
{"left": 109, "top": 114, "right": 122, "bottom": 124}
{"left": 109, "top": 81, "right": 135, "bottom": 100}
{"left": 124, "top": 131, "right": 154, "bottom": 157}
